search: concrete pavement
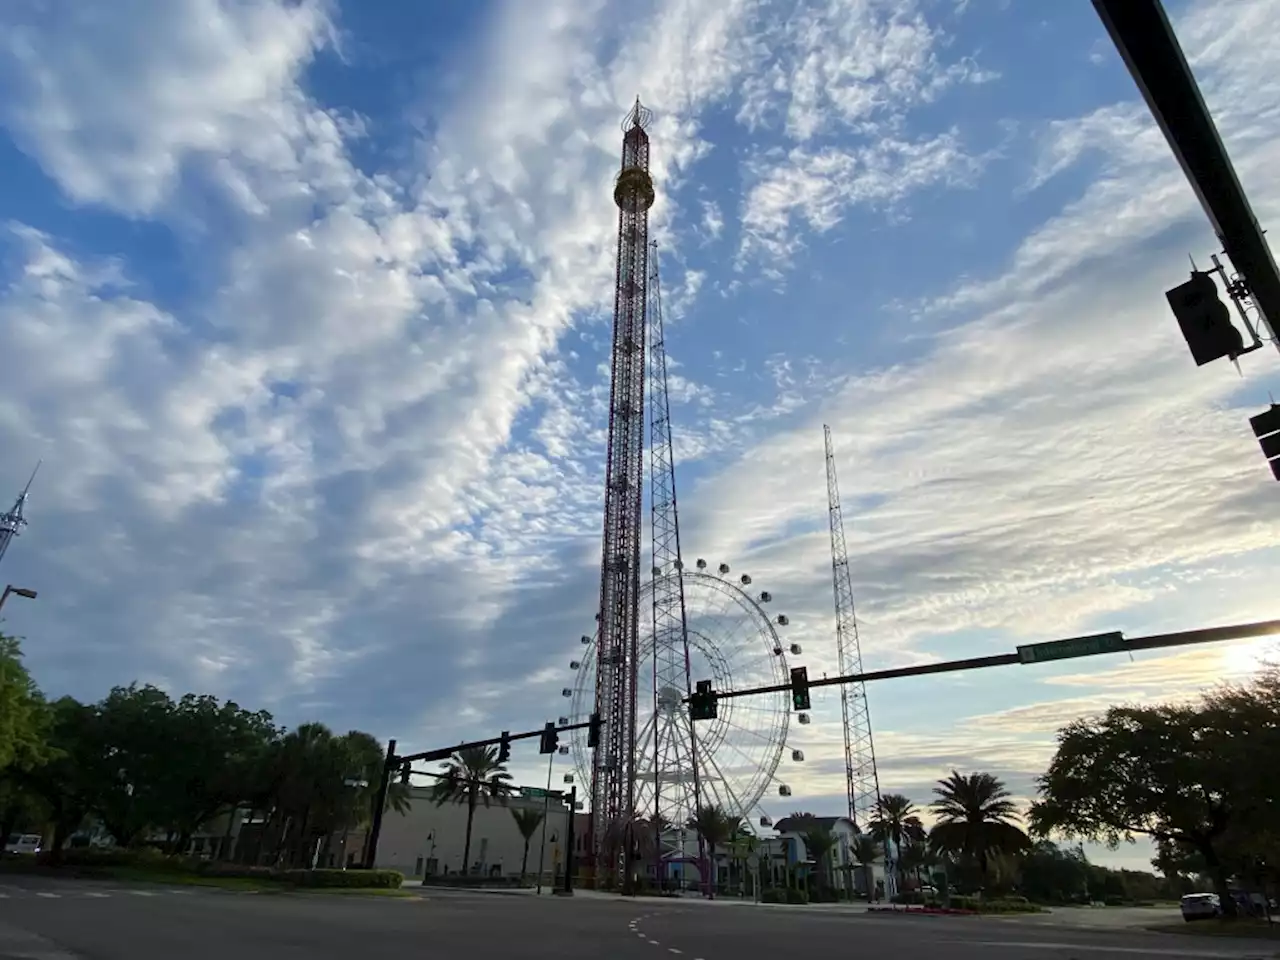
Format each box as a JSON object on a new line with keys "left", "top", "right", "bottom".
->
{"left": 0, "top": 876, "right": 1276, "bottom": 960}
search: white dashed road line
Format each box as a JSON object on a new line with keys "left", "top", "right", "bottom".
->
{"left": 668, "top": 949, "right": 682, "bottom": 954}
{"left": 35, "top": 893, "right": 60, "bottom": 899}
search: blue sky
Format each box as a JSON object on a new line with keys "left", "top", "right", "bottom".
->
{"left": 1, "top": 0, "right": 1279, "bottom": 871}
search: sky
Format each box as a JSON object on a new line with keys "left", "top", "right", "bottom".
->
{"left": 1, "top": 0, "right": 1279, "bottom": 872}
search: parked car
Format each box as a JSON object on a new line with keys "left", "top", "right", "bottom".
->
{"left": 3, "top": 834, "right": 42, "bottom": 855}
{"left": 1180, "top": 893, "right": 1221, "bottom": 922}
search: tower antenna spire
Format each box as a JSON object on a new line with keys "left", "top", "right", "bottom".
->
{"left": 590, "top": 99, "right": 655, "bottom": 891}
{"left": 0, "top": 461, "right": 40, "bottom": 568}
{"left": 823, "top": 427, "right": 884, "bottom": 879}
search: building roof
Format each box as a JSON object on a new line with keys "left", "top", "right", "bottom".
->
{"left": 772, "top": 816, "right": 859, "bottom": 835}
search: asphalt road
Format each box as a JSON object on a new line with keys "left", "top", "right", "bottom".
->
{"left": 0, "top": 876, "right": 1276, "bottom": 960}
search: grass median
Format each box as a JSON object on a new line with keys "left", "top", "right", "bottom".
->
{"left": 1, "top": 850, "right": 406, "bottom": 895}
{"left": 1147, "top": 919, "right": 1280, "bottom": 940}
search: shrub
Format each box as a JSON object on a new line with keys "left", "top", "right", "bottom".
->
{"left": 785, "top": 887, "right": 809, "bottom": 904}
{"left": 761, "top": 888, "right": 784, "bottom": 903}
{"left": 277, "top": 869, "right": 403, "bottom": 889}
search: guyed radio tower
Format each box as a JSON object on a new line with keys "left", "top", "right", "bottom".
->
{"left": 0, "top": 463, "right": 39, "bottom": 569}
{"left": 646, "top": 240, "right": 706, "bottom": 886}
{"left": 590, "top": 99, "right": 655, "bottom": 887}
{"left": 823, "top": 427, "right": 882, "bottom": 839}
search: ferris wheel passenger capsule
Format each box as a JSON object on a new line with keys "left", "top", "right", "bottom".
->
{"left": 674, "top": 559, "right": 684, "bottom": 570}
{"left": 718, "top": 563, "right": 730, "bottom": 574}
{"left": 740, "top": 574, "right": 752, "bottom": 585}
{"left": 759, "top": 815, "right": 773, "bottom": 828}
{"left": 559, "top": 746, "right": 570, "bottom": 755}
{"left": 570, "top": 661, "right": 581, "bottom": 670}
{"left": 760, "top": 591, "right": 772, "bottom": 603}
{"left": 581, "top": 635, "right": 591, "bottom": 645}
{"left": 789, "top": 643, "right": 802, "bottom": 655}
{"left": 696, "top": 558, "right": 707, "bottom": 569}
{"left": 778, "top": 784, "right": 792, "bottom": 797}
{"left": 791, "top": 749, "right": 805, "bottom": 762}
{"left": 562, "top": 688, "right": 573, "bottom": 697}
{"left": 773, "top": 645, "right": 783, "bottom": 656}
{"left": 776, "top": 615, "right": 789, "bottom": 626}
{"left": 558, "top": 717, "right": 569, "bottom": 726}
{"left": 797, "top": 713, "right": 810, "bottom": 725}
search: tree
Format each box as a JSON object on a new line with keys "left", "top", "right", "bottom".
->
{"left": 929, "top": 771, "right": 1029, "bottom": 886}
{"left": 19, "top": 697, "right": 98, "bottom": 860}
{"left": 1015, "top": 840, "right": 1089, "bottom": 903}
{"left": 851, "top": 834, "right": 880, "bottom": 899}
{"left": 869, "top": 793, "right": 926, "bottom": 892}
{"left": 510, "top": 807, "right": 544, "bottom": 882}
{"left": 788, "top": 813, "right": 837, "bottom": 895}
{"left": 0, "top": 634, "right": 51, "bottom": 774}
{"left": 429, "top": 746, "right": 512, "bottom": 875}
{"left": 1028, "top": 704, "right": 1245, "bottom": 915}
{"left": 897, "top": 838, "right": 930, "bottom": 891}
{"left": 689, "top": 804, "right": 741, "bottom": 897}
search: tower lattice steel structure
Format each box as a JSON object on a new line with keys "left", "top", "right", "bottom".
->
{"left": 0, "top": 464, "right": 39, "bottom": 569}
{"left": 823, "top": 427, "right": 881, "bottom": 834}
{"left": 591, "top": 99, "right": 655, "bottom": 886}
{"left": 645, "top": 240, "right": 706, "bottom": 886}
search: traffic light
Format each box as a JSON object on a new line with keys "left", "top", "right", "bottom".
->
{"left": 1166, "top": 271, "right": 1243, "bottom": 366}
{"left": 587, "top": 712, "right": 602, "bottom": 749}
{"left": 690, "top": 680, "right": 717, "bottom": 721}
{"left": 1250, "top": 404, "right": 1280, "bottom": 480}
{"left": 497, "top": 731, "right": 511, "bottom": 764}
{"left": 790, "top": 666, "right": 811, "bottom": 711}
{"left": 539, "top": 721, "right": 559, "bottom": 755}
{"left": 399, "top": 760, "right": 411, "bottom": 785}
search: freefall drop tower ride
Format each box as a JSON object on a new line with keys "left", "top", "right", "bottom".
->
{"left": 590, "top": 99, "right": 655, "bottom": 884}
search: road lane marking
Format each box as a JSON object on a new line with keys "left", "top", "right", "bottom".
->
{"left": 648, "top": 940, "right": 660, "bottom": 945}
{"left": 84, "top": 892, "right": 110, "bottom": 898}
{"left": 35, "top": 893, "right": 59, "bottom": 898}
{"left": 128, "top": 890, "right": 157, "bottom": 896}
{"left": 668, "top": 949, "right": 682, "bottom": 955}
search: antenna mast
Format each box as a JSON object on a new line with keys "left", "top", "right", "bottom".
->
{"left": 0, "top": 462, "right": 39, "bottom": 568}
{"left": 646, "top": 241, "right": 706, "bottom": 891}
{"left": 823, "top": 427, "right": 881, "bottom": 839}
{"left": 590, "top": 98, "right": 654, "bottom": 890}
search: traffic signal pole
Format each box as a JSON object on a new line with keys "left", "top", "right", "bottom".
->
{"left": 695, "top": 618, "right": 1280, "bottom": 706}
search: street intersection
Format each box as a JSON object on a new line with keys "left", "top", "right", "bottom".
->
{"left": 0, "top": 877, "right": 1276, "bottom": 960}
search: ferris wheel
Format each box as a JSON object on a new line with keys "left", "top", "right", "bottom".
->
{"left": 560, "top": 560, "right": 806, "bottom": 834}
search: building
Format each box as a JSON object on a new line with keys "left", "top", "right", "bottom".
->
{"left": 771, "top": 815, "right": 888, "bottom": 897}
{"left": 373, "top": 786, "right": 574, "bottom": 881}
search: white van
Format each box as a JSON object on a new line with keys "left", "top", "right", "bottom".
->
{"left": 4, "top": 834, "right": 42, "bottom": 855}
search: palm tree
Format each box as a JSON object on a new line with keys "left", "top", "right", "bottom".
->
{"left": 897, "top": 838, "right": 929, "bottom": 891}
{"left": 689, "top": 804, "right": 741, "bottom": 897}
{"left": 851, "top": 834, "right": 880, "bottom": 899}
{"left": 869, "top": 793, "right": 926, "bottom": 893}
{"left": 798, "top": 821, "right": 838, "bottom": 896}
{"left": 929, "top": 770, "right": 1029, "bottom": 887}
{"left": 429, "top": 746, "right": 513, "bottom": 875}
{"left": 510, "top": 807, "right": 544, "bottom": 882}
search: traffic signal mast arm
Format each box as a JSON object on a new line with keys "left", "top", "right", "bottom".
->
{"left": 690, "top": 618, "right": 1280, "bottom": 705}
{"left": 395, "top": 717, "right": 595, "bottom": 766}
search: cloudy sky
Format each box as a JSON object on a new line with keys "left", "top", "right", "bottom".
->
{"left": 2, "top": 0, "right": 1279, "bottom": 870}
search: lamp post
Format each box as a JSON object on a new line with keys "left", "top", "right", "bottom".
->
{"left": 0, "top": 586, "right": 37, "bottom": 612}
{"left": 338, "top": 776, "right": 368, "bottom": 870}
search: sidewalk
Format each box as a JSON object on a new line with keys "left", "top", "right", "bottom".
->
{"left": 413, "top": 883, "right": 876, "bottom": 914}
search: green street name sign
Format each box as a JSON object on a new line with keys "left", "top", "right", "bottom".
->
{"left": 523, "top": 788, "right": 548, "bottom": 799}
{"left": 1016, "top": 631, "right": 1126, "bottom": 665}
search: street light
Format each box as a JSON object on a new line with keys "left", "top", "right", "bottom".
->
{"left": 0, "top": 585, "right": 37, "bottom": 612}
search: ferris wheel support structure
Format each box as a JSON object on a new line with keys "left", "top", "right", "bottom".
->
{"left": 646, "top": 241, "right": 706, "bottom": 891}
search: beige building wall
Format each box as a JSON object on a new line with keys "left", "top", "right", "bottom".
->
{"left": 374, "top": 786, "right": 575, "bottom": 880}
